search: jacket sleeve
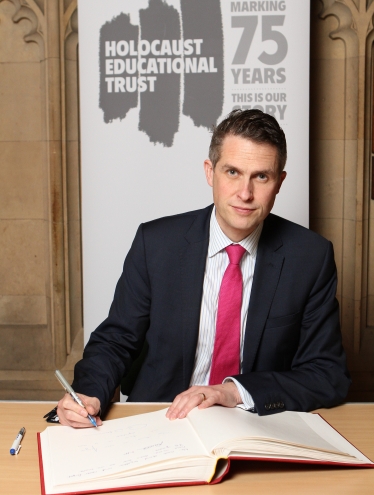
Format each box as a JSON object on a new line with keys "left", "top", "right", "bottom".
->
{"left": 233, "top": 241, "right": 351, "bottom": 416}
{"left": 72, "top": 224, "right": 151, "bottom": 414}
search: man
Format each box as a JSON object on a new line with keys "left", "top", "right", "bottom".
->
{"left": 58, "top": 109, "right": 350, "bottom": 427}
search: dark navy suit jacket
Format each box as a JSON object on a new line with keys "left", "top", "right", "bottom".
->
{"left": 73, "top": 205, "right": 350, "bottom": 415}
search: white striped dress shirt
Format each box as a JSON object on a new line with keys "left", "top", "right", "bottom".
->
{"left": 189, "top": 209, "right": 263, "bottom": 409}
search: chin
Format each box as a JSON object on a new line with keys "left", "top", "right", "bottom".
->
{"left": 235, "top": 217, "right": 258, "bottom": 230}
{"left": 230, "top": 224, "right": 254, "bottom": 237}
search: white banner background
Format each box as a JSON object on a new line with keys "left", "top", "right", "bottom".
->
{"left": 78, "top": 0, "right": 310, "bottom": 343}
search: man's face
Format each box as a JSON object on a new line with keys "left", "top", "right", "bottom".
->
{"left": 204, "top": 135, "right": 286, "bottom": 242}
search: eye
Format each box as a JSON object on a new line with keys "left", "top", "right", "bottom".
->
{"left": 257, "top": 173, "right": 267, "bottom": 180}
{"left": 227, "top": 169, "right": 237, "bottom": 176}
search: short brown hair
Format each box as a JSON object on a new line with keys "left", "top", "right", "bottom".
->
{"left": 209, "top": 109, "right": 287, "bottom": 172}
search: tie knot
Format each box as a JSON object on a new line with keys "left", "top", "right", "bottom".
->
{"left": 225, "top": 244, "right": 246, "bottom": 265}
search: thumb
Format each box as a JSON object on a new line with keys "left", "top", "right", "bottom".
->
{"left": 79, "top": 394, "right": 101, "bottom": 416}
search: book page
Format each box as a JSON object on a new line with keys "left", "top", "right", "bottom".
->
{"left": 299, "top": 413, "right": 373, "bottom": 463}
{"left": 41, "top": 408, "right": 213, "bottom": 487}
{"left": 187, "top": 407, "right": 356, "bottom": 459}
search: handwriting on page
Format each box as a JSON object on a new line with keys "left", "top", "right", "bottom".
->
{"left": 70, "top": 426, "right": 189, "bottom": 478}
{"left": 50, "top": 414, "right": 203, "bottom": 486}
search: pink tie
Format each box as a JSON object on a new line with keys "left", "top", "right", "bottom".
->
{"left": 209, "top": 244, "right": 246, "bottom": 385}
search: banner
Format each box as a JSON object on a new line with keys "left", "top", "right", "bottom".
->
{"left": 78, "top": 0, "right": 310, "bottom": 341}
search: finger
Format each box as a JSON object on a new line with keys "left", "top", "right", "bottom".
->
{"left": 62, "top": 416, "right": 97, "bottom": 428}
{"left": 57, "top": 394, "right": 101, "bottom": 427}
{"left": 67, "top": 422, "right": 92, "bottom": 428}
{"left": 84, "top": 402, "right": 97, "bottom": 415}
{"left": 197, "top": 393, "right": 218, "bottom": 410}
{"left": 65, "top": 417, "right": 92, "bottom": 428}
{"left": 176, "top": 393, "right": 208, "bottom": 418}
{"left": 58, "top": 410, "right": 88, "bottom": 427}
{"left": 66, "top": 415, "right": 102, "bottom": 428}
{"left": 60, "top": 399, "right": 88, "bottom": 420}
{"left": 63, "top": 393, "right": 100, "bottom": 417}
{"left": 58, "top": 407, "right": 102, "bottom": 428}
{"left": 167, "top": 391, "right": 206, "bottom": 420}
{"left": 79, "top": 395, "right": 101, "bottom": 417}
{"left": 198, "top": 383, "right": 240, "bottom": 409}
{"left": 58, "top": 394, "right": 84, "bottom": 417}
{"left": 165, "top": 390, "right": 193, "bottom": 419}
{"left": 94, "top": 416, "right": 103, "bottom": 426}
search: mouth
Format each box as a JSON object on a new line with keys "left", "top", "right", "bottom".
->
{"left": 231, "top": 206, "right": 256, "bottom": 214}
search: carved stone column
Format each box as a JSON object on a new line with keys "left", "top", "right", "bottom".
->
{"left": 310, "top": 0, "right": 374, "bottom": 400}
{"left": 0, "top": 0, "right": 82, "bottom": 399}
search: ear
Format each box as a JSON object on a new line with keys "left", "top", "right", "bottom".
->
{"left": 204, "top": 159, "right": 214, "bottom": 187}
{"left": 276, "top": 171, "right": 287, "bottom": 194}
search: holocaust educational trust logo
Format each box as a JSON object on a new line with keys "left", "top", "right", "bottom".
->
{"left": 99, "top": 0, "right": 224, "bottom": 147}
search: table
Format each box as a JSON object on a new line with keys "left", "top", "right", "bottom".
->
{"left": 0, "top": 402, "right": 373, "bottom": 495}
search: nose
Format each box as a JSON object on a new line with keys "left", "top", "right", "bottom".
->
{"left": 237, "top": 179, "right": 253, "bottom": 202}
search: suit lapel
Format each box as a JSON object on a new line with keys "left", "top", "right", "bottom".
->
{"left": 242, "top": 215, "right": 285, "bottom": 372}
{"left": 179, "top": 206, "right": 212, "bottom": 389}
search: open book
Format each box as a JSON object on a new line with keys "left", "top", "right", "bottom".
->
{"left": 38, "top": 406, "right": 373, "bottom": 495}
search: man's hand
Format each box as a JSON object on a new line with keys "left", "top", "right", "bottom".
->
{"left": 166, "top": 382, "right": 242, "bottom": 420}
{"left": 57, "top": 393, "right": 102, "bottom": 428}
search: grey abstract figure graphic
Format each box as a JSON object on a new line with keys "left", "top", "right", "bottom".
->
{"left": 139, "top": 0, "right": 181, "bottom": 147}
{"left": 100, "top": 13, "right": 139, "bottom": 123}
{"left": 99, "top": 0, "right": 224, "bottom": 147}
{"left": 181, "top": 0, "right": 224, "bottom": 128}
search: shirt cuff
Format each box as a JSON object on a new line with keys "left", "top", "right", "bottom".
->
{"left": 223, "top": 377, "right": 255, "bottom": 410}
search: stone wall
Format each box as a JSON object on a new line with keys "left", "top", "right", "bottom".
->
{"left": 0, "top": 0, "right": 82, "bottom": 399}
{"left": 310, "top": 0, "right": 374, "bottom": 400}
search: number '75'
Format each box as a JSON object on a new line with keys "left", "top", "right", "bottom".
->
{"left": 232, "top": 15, "right": 288, "bottom": 66}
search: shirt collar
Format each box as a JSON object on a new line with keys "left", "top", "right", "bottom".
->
{"left": 208, "top": 207, "right": 263, "bottom": 258}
